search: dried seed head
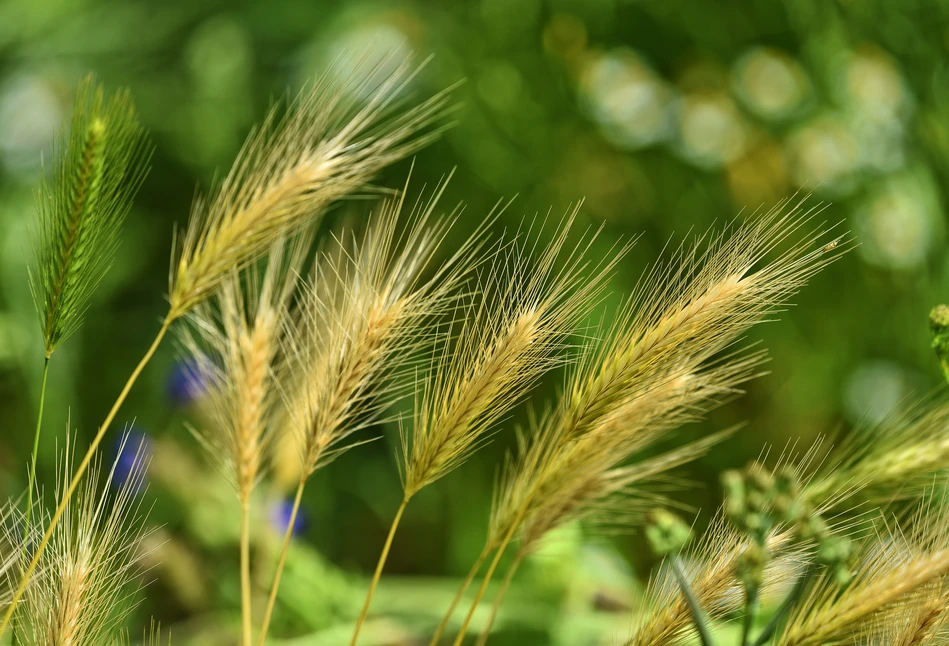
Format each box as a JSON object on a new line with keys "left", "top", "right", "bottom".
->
{"left": 19, "top": 433, "right": 152, "bottom": 646}
{"left": 168, "top": 55, "right": 455, "bottom": 319}
{"left": 402, "top": 209, "right": 619, "bottom": 499}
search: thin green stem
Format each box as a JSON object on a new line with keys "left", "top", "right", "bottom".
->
{"left": 429, "top": 544, "right": 492, "bottom": 646}
{"left": 473, "top": 549, "right": 523, "bottom": 646}
{"left": 741, "top": 586, "right": 760, "bottom": 646}
{"left": 671, "top": 557, "right": 716, "bottom": 646}
{"left": 257, "top": 478, "right": 306, "bottom": 646}
{"left": 23, "top": 357, "right": 50, "bottom": 543}
{"left": 241, "top": 499, "right": 253, "bottom": 646}
{"left": 351, "top": 497, "right": 410, "bottom": 646}
{"left": 751, "top": 563, "right": 814, "bottom": 646}
{"left": 0, "top": 314, "right": 173, "bottom": 638}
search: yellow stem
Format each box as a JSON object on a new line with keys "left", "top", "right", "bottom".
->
{"left": 351, "top": 497, "right": 409, "bottom": 646}
{"left": 257, "top": 479, "right": 306, "bottom": 646}
{"left": 0, "top": 315, "right": 173, "bottom": 638}
{"left": 473, "top": 550, "right": 523, "bottom": 646}
{"left": 241, "top": 499, "right": 253, "bottom": 646}
{"left": 429, "top": 544, "right": 492, "bottom": 646}
{"left": 452, "top": 501, "right": 529, "bottom": 646}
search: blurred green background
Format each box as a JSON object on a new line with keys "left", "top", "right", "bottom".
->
{"left": 1, "top": 0, "right": 949, "bottom": 644}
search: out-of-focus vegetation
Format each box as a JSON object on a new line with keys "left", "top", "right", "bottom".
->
{"left": 1, "top": 1, "right": 948, "bottom": 644}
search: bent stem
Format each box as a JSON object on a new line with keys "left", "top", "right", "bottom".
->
{"left": 671, "top": 557, "right": 715, "bottom": 646}
{"left": 241, "top": 499, "right": 253, "bottom": 646}
{"left": 351, "top": 497, "right": 410, "bottom": 646}
{"left": 452, "top": 501, "right": 530, "bottom": 646}
{"left": 473, "top": 550, "right": 523, "bottom": 646}
{"left": 0, "top": 314, "right": 173, "bottom": 638}
{"left": 23, "top": 357, "right": 50, "bottom": 543}
{"left": 257, "top": 478, "right": 306, "bottom": 646}
{"left": 429, "top": 545, "right": 492, "bottom": 645}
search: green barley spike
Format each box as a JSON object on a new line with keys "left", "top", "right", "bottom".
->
{"left": 30, "top": 75, "right": 152, "bottom": 357}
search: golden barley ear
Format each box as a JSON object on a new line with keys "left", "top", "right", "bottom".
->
{"left": 488, "top": 198, "right": 844, "bottom": 558}
{"left": 168, "top": 54, "right": 457, "bottom": 320}
{"left": 181, "top": 232, "right": 311, "bottom": 502}
{"left": 401, "top": 207, "right": 621, "bottom": 499}
{"left": 17, "top": 430, "right": 153, "bottom": 646}
{"left": 30, "top": 74, "right": 152, "bottom": 358}
{"left": 806, "top": 395, "right": 949, "bottom": 506}
{"left": 283, "top": 174, "right": 474, "bottom": 478}
{"left": 778, "top": 487, "right": 949, "bottom": 646}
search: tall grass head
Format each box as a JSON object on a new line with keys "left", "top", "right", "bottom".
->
{"left": 30, "top": 74, "right": 151, "bottom": 358}
{"left": 401, "top": 208, "right": 622, "bottom": 499}
{"left": 168, "top": 54, "right": 457, "bottom": 320}
{"left": 18, "top": 432, "right": 152, "bottom": 646}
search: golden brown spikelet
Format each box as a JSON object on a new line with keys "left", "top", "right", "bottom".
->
{"left": 627, "top": 518, "right": 801, "bottom": 646}
{"left": 168, "top": 55, "right": 456, "bottom": 320}
{"left": 402, "top": 208, "right": 620, "bottom": 499}
{"left": 859, "top": 585, "right": 949, "bottom": 646}
{"left": 19, "top": 433, "right": 151, "bottom": 646}
{"left": 563, "top": 196, "right": 841, "bottom": 446}
{"left": 778, "top": 490, "right": 949, "bottom": 646}
{"left": 183, "top": 233, "right": 310, "bottom": 502}
{"left": 286, "top": 177, "right": 473, "bottom": 477}
{"left": 487, "top": 198, "right": 841, "bottom": 556}
{"left": 806, "top": 396, "right": 949, "bottom": 506}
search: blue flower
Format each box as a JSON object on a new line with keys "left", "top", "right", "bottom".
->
{"left": 167, "top": 359, "right": 208, "bottom": 407}
{"left": 270, "top": 498, "right": 306, "bottom": 536}
{"left": 110, "top": 429, "right": 152, "bottom": 494}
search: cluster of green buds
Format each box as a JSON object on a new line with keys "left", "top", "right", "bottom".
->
{"left": 930, "top": 304, "right": 949, "bottom": 385}
{"left": 645, "top": 508, "right": 693, "bottom": 556}
{"left": 723, "top": 465, "right": 852, "bottom": 587}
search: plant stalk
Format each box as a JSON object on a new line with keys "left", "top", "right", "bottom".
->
{"left": 473, "top": 549, "right": 523, "bottom": 646}
{"left": 429, "top": 544, "right": 492, "bottom": 646}
{"left": 671, "top": 557, "right": 716, "bottom": 646}
{"left": 452, "top": 499, "right": 530, "bottom": 646}
{"left": 241, "top": 499, "right": 253, "bottom": 646}
{"left": 257, "top": 478, "right": 306, "bottom": 646}
{"left": 0, "top": 314, "right": 173, "bottom": 638}
{"left": 23, "top": 357, "right": 50, "bottom": 543}
{"left": 351, "top": 497, "right": 409, "bottom": 646}
{"left": 741, "top": 586, "right": 760, "bottom": 646}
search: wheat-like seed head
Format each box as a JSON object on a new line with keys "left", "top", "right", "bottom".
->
{"left": 168, "top": 55, "right": 456, "bottom": 320}
{"left": 19, "top": 433, "right": 151, "bottom": 646}
{"left": 778, "top": 489, "right": 949, "bottom": 646}
{"left": 563, "top": 196, "right": 842, "bottom": 445}
{"left": 806, "top": 396, "right": 949, "bottom": 506}
{"left": 401, "top": 208, "right": 621, "bottom": 499}
{"left": 626, "top": 518, "right": 803, "bottom": 646}
{"left": 490, "top": 353, "right": 762, "bottom": 550}
{"left": 858, "top": 584, "right": 949, "bottom": 646}
{"left": 30, "top": 75, "right": 151, "bottom": 357}
{"left": 487, "top": 198, "right": 841, "bottom": 553}
{"left": 182, "top": 233, "right": 310, "bottom": 502}
{"left": 284, "top": 177, "right": 474, "bottom": 478}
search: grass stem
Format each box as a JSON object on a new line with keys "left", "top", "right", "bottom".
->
{"left": 257, "top": 478, "right": 305, "bottom": 646}
{"left": 473, "top": 550, "right": 523, "bottom": 646}
{"left": 671, "top": 557, "right": 716, "bottom": 646}
{"left": 429, "top": 544, "right": 492, "bottom": 645}
{"left": 23, "top": 357, "right": 50, "bottom": 543}
{"left": 241, "top": 499, "right": 253, "bottom": 646}
{"left": 351, "top": 497, "right": 409, "bottom": 646}
{"left": 452, "top": 499, "right": 529, "bottom": 646}
{"left": 0, "top": 314, "right": 173, "bottom": 638}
